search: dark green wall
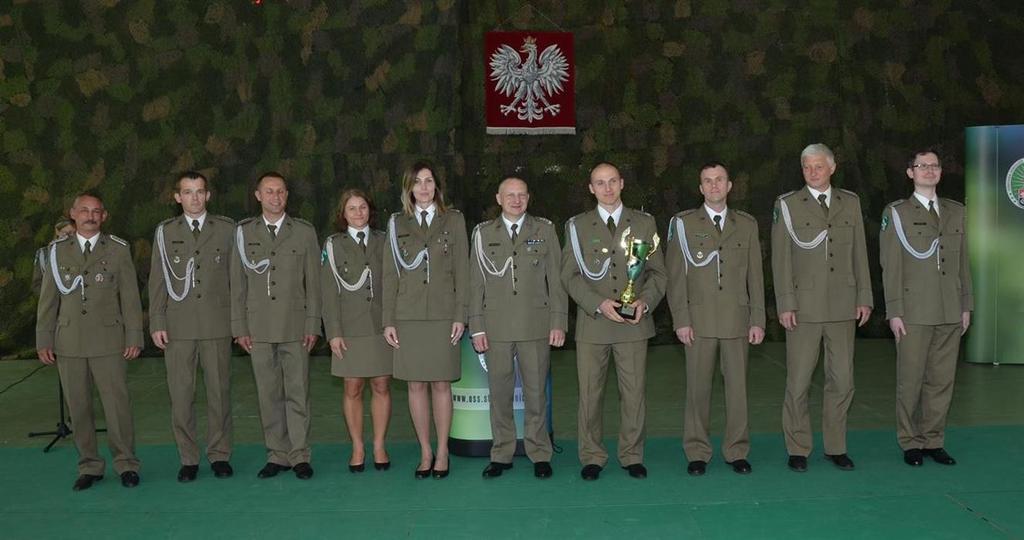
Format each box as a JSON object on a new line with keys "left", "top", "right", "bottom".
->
{"left": 2, "top": 1, "right": 1022, "bottom": 356}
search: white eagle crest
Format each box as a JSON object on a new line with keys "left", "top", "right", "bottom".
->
{"left": 489, "top": 36, "right": 570, "bottom": 123}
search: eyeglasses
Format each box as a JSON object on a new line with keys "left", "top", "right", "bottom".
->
{"left": 912, "top": 163, "right": 942, "bottom": 171}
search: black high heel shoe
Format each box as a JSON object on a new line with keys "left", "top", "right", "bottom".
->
{"left": 432, "top": 458, "right": 450, "bottom": 479}
{"left": 349, "top": 463, "right": 365, "bottom": 473}
{"left": 374, "top": 461, "right": 391, "bottom": 471}
{"left": 415, "top": 457, "right": 433, "bottom": 479}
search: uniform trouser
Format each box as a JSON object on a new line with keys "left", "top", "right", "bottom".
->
{"left": 250, "top": 341, "right": 311, "bottom": 466}
{"left": 576, "top": 340, "right": 648, "bottom": 467}
{"left": 896, "top": 323, "right": 961, "bottom": 450}
{"left": 165, "top": 337, "right": 233, "bottom": 466}
{"left": 486, "top": 338, "right": 552, "bottom": 463}
{"left": 684, "top": 336, "right": 750, "bottom": 463}
{"left": 782, "top": 320, "right": 855, "bottom": 456}
{"left": 56, "top": 354, "right": 139, "bottom": 476}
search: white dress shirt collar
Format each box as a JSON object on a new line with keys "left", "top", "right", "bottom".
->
{"left": 77, "top": 232, "right": 100, "bottom": 253}
{"left": 913, "top": 192, "right": 940, "bottom": 216}
{"left": 597, "top": 204, "right": 623, "bottom": 227}
{"left": 703, "top": 204, "right": 728, "bottom": 231}
{"left": 184, "top": 212, "right": 207, "bottom": 231}
{"left": 807, "top": 185, "right": 833, "bottom": 207}
{"left": 502, "top": 214, "right": 526, "bottom": 239}
{"left": 415, "top": 204, "right": 436, "bottom": 226}
{"left": 348, "top": 225, "right": 371, "bottom": 243}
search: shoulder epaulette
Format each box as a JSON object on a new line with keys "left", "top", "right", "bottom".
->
{"left": 325, "top": 232, "right": 342, "bottom": 241}
{"left": 210, "top": 214, "right": 235, "bottom": 225}
{"left": 941, "top": 198, "right": 964, "bottom": 208}
{"left": 534, "top": 216, "right": 553, "bottom": 225}
{"left": 777, "top": 190, "right": 798, "bottom": 201}
{"left": 447, "top": 208, "right": 463, "bottom": 215}
{"left": 886, "top": 199, "right": 907, "bottom": 209}
{"left": 50, "top": 235, "right": 71, "bottom": 246}
{"left": 158, "top": 216, "right": 178, "bottom": 227}
{"left": 107, "top": 234, "right": 128, "bottom": 246}
{"left": 475, "top": 219, "right": 495, "bottom": 231}
{"left": 838, "top": 188, "right": 860, "bottom": 198}
{"left": 678, "top": 208, "right": 699, "bottom": 217}
{"left": 633, "top": 209, "right": 654, "bottom": 218}
{"left": 370, "top": 228, "right": 386, "bottom": 237}
{"left": 291, "top": 217, "right": 314, "bottom": 228}
{"left": 237, "top": 216, "right": 258, "bottom": 226}
{"left": 733, "top": 209, "right": 756, "bottom": 222}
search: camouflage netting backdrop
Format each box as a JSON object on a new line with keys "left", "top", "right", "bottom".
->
{"left": 2, "top": 0, "right": 1023, "bottom": 357}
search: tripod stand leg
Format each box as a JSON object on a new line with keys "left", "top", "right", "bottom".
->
{"left": 28, "top": 379, "right": 74, "bottom": 452}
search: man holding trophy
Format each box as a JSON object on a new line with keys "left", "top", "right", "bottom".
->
{"left": 562, "top": 162, "right": 667, "bottom": 481}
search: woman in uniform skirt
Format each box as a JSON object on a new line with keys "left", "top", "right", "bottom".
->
{"left": 322, "top": 189, "right": 393, "bottom": 472}
{"left": 382, "top": 161, "right": 468, "bottom": 479}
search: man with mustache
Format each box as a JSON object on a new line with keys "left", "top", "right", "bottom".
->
{"left": 36, "top": 191, "right": 144, "bottom": 491}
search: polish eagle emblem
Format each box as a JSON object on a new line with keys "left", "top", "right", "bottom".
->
{"left": 489, "top": 36, "right": 570, "bottom": 123}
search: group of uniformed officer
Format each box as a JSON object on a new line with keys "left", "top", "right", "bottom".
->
{"left": 35, "top": 143, "right": 972, "bottom": 491}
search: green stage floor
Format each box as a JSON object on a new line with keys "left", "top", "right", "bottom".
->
{"left": 1, "top": 340, "right": 1022, "bottom": 538}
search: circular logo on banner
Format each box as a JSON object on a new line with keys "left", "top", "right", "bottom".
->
{"left": 1007, "top": 157, "right": 1024, "bottom": 210}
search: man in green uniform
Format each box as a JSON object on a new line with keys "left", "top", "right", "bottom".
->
{"left": 231, "top": 172, "right": 321, "bottom": 480}
{"left": 562, "top": 162, "right": 667, "bottom": 481}
{"left": 36, "top": 191, "right": 143, "bottom": 491}
{"left": 666, "top": 162, "right": 765, "bottom": 476}
{"left": 772, "top": 143, "right": 873, "bottom": 472}
{"left": 880, "top": 150, "right": 972, "bottom": 467}
{"left": 470, "top": 176, "right": 567, "bottom": 479}
{"left": 150, "top": 171, "right": 235, "bottom": 482}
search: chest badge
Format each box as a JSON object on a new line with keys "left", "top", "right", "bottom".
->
{"left": 95, "top": 273, "right": 104, "bottom": 283}
{"left": 173, "top": 255, "right": 181, "bottom": 264}
{"left": 696, "top": 251, "right": 704, "bottom": 259}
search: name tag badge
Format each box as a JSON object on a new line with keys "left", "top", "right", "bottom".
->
{"left": 526, "top": 238, "right": 544, "bottom": 245}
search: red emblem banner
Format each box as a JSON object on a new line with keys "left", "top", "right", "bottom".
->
{"left": 485, "top": 31, "right": 575, "bottom": 135}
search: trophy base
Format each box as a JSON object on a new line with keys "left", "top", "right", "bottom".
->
{"left": 615, "top": 303, "right": 637, "bottom": 320}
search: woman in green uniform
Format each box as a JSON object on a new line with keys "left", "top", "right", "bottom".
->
{"left": 322, "top": 189, "right": 393, "bottom": 472}
{"left": 382, "top": 162, "right": 468, "bottom": 479}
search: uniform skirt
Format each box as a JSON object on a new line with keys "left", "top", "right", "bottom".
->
{"left": 330, "top": 334, "right": 393, "bottom": 378}
{"left": 393, "top": 320, "right": 461, "bottom": 382}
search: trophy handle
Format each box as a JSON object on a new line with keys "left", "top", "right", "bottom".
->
{"left": 650, "top": 233, "right": 661, "bottom": 254}
{"left": 619, "top": 226, "right": 633, "bottom": 252}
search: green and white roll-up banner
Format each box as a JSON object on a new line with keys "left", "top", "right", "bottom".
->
{"left": 965, "top": 124, "right": 1024, "bottom": 364}
{"left": 449, "top": 332, "right": 554, "bottom": 456}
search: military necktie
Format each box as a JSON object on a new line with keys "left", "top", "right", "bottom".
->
{"left": 357, "top": 230, "right": 366, "bottom": 253}
{"left": 420, "top": 210, "right": 429, "bottom": 232}
{"left": 510, "top": 223, "right": 519, "bottom": 243}
{"left": 83, "top": 239, "right": 92, "bottom": 260}
{"left": 606, "top": 215, "right": 616, "bottom": 236}
{"left": 928, "top": 200, "right": 939, "bottom": 225}
{"left": 267, "top": 224, "right": 277, "bottom": 237}
{"left": 713, "top": 214, "right": 722, "bottom": 234}
{"left": 192, "top": 219, "right": 201, "bottom": 239}
{"left": 818, "top": 193, "right": 829, "bottom": 218}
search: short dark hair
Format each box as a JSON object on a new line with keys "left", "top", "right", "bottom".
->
{"left": 176, "top": 170, "right": 209, "bottom": 191}
{"left": 907, "top": 149, "right": 942, "bottom": 169}
{"left": 72, "top": 189, "right": 104, "bottom": 206}
{"left": 334, "top": 188, "right": 377, "bottom": 232}
{"left": 699, "top": 161, "right": 729, "bottom": 176}
{"left": 257, "top": 171, "right": 287, "bottom": 189}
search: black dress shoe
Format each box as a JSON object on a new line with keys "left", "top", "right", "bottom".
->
{"left": 293, "top": 462, "right": 314, "bottom": 479}
{"left": 72, "top": 474, "right": 103, "bottom": 491}
{"left": 727, "top": 459, "right": 752, "bottom": 474}
{"left": 788, "top": 455, "right": 808, "bottom": 472}
{"left": 120, "top": 471, "right": 140, "bottom": 488}
{"left": 348, "top": 463, "right": 365, "bottom": 473}
{"left": 825, "top": 453, "right": 855, "bottom": 470}
{"left": 374, "top": 461, "right": 391, "bottom": 471}
{"left": 432, "top": 459, "right": 450, "bottom": 479}
{"left": 414, "top": 466, "right": 432, "bottom": 479}
{"left": 687, "top": 460, "right": 707, "bottom": 476}
{"left": 580, "top": 464, "right": 602, "bottom": 481}
{"left": 622, "top": 463, "right": 647, "bottom": 479}
{"left": 534, "top": 461, "right": 553, "bottom": 478}
{"left": 257, "top": 462, "right": 291, "bottom": 479}
{"left": 924, "top": 448, "right": 957, "bottom": 465}
{"left": 211, "top": 461, "right": 233, "bottom": 478}
{"left": 177, "top": 465, "right": 198, "bottom": 483}
{"left": 903, "top": 449, "right": 924, "bottom": 466}
{"left": 482, "top": 462, "right": 513, "bottom": 478}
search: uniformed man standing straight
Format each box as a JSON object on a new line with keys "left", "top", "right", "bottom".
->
{"left": 666, "top": 162, "right": 765, "bottom": 476}
{"left": 772, "top": 144, "right": 873, "bottom": 472}
{"left": 470, "top": 177, "right": 567, "bottom": 479}
{"left": 562, "top": 162, "right": 667, "bottom": 481}
{"left": 231, "top": 172, "right": 321, "bottom": 480}
{"left": 880, "top": 150, "right": 972, "bottom": 467}
{"left": 150, "top": 171, "right": 235, "bottom": 482}
{"left": 36, "top": 191, "right": 143, "bottom": 491}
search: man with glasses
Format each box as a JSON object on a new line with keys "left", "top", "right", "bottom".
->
{"left": 771, "top": 143, "right": 873, "bottom": 472}
{"left": 880, "top": 150, "right": 972, "bottom": 467}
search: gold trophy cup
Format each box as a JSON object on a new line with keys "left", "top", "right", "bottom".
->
{"left": 615, "top": 226, "right": 660, "bottom": 319}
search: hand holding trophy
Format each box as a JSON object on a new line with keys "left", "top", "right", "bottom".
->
{"left": 615, "top": 226, "right": 660, "bottom": 319}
